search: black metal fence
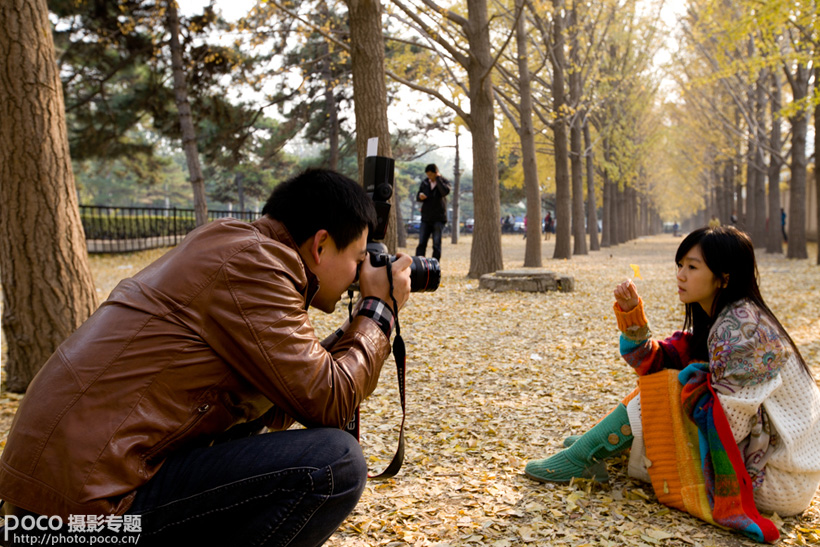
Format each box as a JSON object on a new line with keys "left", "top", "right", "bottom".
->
{"left": 80, "top": 205, "right": 262, "bottom": 253}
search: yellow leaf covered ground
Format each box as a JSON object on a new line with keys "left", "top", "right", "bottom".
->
{"left": 317, "top": 234, "right": 820, "bottom": 547}
{"left": 1, "top": 232, "right": 819, "bottom": 546}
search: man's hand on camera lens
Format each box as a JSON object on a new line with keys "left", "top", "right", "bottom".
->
{"left": 359, "top": 253, "right": 412, "bottom": 312}
{"left": 390, "top": 254, "right": 412, "bottom": 311}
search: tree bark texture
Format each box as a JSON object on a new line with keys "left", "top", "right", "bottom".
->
{"left": 744, "top": 119, "right": 758, "bottom": 239}
{"left": 736, "top": 177, "right": 744, "bottom": 229}
{"left": 346, "top": 0, "right": 397, "bottom": 253}
{"left": 723, "top": 160, "right": 735, "bottom": 224}
{"left": 568, "top": 5, "right": 586, "bottom": 255}
{"left": 236, "top": 172, "right": 246, "bottom": 211}
{"left": 466, "top": 0, "right": 503, "bottom": 277}
{"left": 766, "top": 71, "right": 783, "bottom": 254}
{"left": 816, "top": 65, "right": 820, "bottom": 266}
{"left": 320, "top": 0, "right": 340, "bottom": 171}
{"left": 613, "top": 183, "right": 621, "bottom": 244}
{"left": 786, "top": 62, "right": 809, "bottom": 259}
{"left": 167, "top": 0, "right": 208, "bottom": 227}
{"left": 516, "top": 0, "right": 542, "bottom": 267}
{"left": 323, "top": 55, "right": 340, "bottom": 171}
{"left": 751, "top": 74, "right": 767, "bottom": 247}
{"left": 601, "top": 155, "right": 611, "bottom": 247}
{"left": 0, "top": 0, "right": 99, "bottom": 391}
{"left": 451, "top": 125, "right": 461, "bottom": 244}
{"left": 616, "top": 183, "right": 626, "bottom": 244}
{"left": 550, "top": 0, "right": 572, "bottom": 259}
{"left": 583, "top": 119, "right": 599, "bottom": 251}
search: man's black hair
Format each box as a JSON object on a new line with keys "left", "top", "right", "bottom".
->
{"left": 262, "top": 168, "right": 376, "bottom": 250}
{"left": 424, "top": 164, "right": 437, "bottom": 174}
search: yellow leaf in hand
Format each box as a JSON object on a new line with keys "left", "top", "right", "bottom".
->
{"left": 629, "top": 264, "right": 642, "bottom": 280}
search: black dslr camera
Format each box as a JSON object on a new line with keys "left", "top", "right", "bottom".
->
{"left": 364, "top": 152, "right": 440, "bottom": 293}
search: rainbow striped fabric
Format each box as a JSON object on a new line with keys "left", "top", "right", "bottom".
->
{"left": 639, "top": 368, "right": 779, "bottom": 543}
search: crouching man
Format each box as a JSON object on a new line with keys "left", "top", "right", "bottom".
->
{"left": 0, "top": 169, "right": 412, "bottom": 546}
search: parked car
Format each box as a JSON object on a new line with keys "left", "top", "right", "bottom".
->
{"left": 463, "top": 218, "right": 475, "bottom": 234}
{"left": 405, "top": 216, "right": 422, "bottom": 234}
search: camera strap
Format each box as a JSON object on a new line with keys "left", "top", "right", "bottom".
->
{"left": 343, "top": 268, "right": 406, "bottom": 480}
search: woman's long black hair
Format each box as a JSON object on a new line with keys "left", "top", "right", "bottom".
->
{"left": 676, "top": 225, "right": 811, "bottom": 374}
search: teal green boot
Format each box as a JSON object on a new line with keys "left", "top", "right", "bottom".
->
{"left": 525, "top": 403, "right": 633, "bottom": 483}
{"left": 563, "top": 435, "right": 582, "bottom": 447}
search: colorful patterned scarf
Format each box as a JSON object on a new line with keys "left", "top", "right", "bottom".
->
{"left": 679, "top": 362, "right": 780, "bottom": 543}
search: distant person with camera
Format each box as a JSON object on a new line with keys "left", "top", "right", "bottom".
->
{"left": 415, "top": 163, "right": 451, "bottom": 261}
{"left": 0, "top": 169, "right": 412, "bottom": 546}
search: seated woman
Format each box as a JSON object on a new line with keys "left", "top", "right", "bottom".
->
{"left": 525, "top": 225, "right": 820, "bottom": 543}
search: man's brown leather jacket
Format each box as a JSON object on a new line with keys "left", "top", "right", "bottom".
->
{"left": 0, "top": 217, "right": 390, "bottom": 518}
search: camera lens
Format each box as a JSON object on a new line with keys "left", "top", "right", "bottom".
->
{"left": 409, "top": 256, "right": 440, "bottom": 293}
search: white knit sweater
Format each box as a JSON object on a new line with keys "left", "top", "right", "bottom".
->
{"left": 709, "top": 299, "right": 820, "bottom": 515}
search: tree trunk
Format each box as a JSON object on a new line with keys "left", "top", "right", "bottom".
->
{"left": 391, "top": 0, "right": 502, "bottom": 274}
{"left": 323, "top": 63, "right": 340, "bottom": 172}
{"left": 516, "top": 0, "right": 542, "bottom": 267}
{"left": 766, "top": 70, "right": 783, "bottom": 254}
{"left": 320, "top": 0, "right": 340, "bottom": 171}
{"left": 466, "top": 0, "right": 503, "bottom": 277}
{"left": 601, "top": 153, "right": 611, "bottom": 247}
{"left": 583, "top": 119, "right": 599, "bottom": 251}
{"left": 786, "top": 62, "right": 809, "bottom": 259}
{"left": 396, "top": 201, "right": 407, "bottom": 248}
{"left": 625, "top": 186, "right": 633, "bottom": 241}
{"left": 550, "top": 0, "right": 571, "bottom": 259}
{"left": 612, "top": 183, "right": 621, "bottom": 244}
{"left": 612, "top": 181, "right": 620, "bottom": 244}
{"left": 236, "top": 172, "right": 246, "bottom": 212}
{"left": 724, "top": 160, "right": 735, "bottom": 224}
{"left": 0, "top": 0, "right": 98, "bottom": 392}
{"left": 736, "top": 176, "right": 745, "bottom": 230}
{"left": 451, "top": 125, "right": 461, "bottom": 244}
{"left": 326, "top": 82, "right": 340, "bottom": 171}
{"left": 751, "top": 74, "right": 767, "bottom": 246}
{"left": 167, "top": 0, "right": 208, "bottom": 227}
{"left": 621, "top": 188, "right": 628, "bottom": 237}
{"left": 346, "top": 0, "right": 397, "bottom": 252}
{"left": 568, "top": 5, "right": 586, "bottom": 255}
{"left": 715, "top": 165, "right": 727, "bottom": 223}
{"left": 745, "top": 129, "right": 757, "bottom": 237}
{"left": 816, "top": 65, "right": 820, "bottom": 266}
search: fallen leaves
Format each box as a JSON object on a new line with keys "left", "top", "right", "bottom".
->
{"left": 313, "top": 235, "right": 820, "bottom": 547}
{"left": 1, "top": 234, "right": 818, "bottom": 547}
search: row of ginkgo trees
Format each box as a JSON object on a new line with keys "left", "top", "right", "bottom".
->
{"left": 665, "top": 0, "right": 819, "bottom": 263}
{"left": 0, "top": 0, "right": 728, "bottom": 391}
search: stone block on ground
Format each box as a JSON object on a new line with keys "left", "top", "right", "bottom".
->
{"left": 478, "top": 269, "right": 575, "bottom": 293}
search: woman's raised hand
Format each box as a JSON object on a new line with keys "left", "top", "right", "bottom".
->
{"left": 614, "top": 279, "right": 640, "bottom": 313}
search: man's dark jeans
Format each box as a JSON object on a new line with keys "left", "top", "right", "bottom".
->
{"left": 126, "top": 428, "right": 367, "bottom": 546}
{"left": 416, "top": 221, "right": 444, "bottom": 260}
